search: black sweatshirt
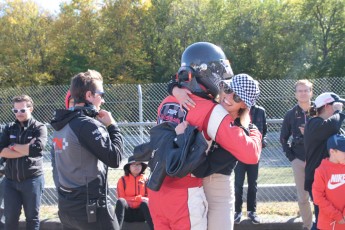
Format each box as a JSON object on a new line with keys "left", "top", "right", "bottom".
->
{"left": 304, "top": 111, "right": 345, "bottom": 191}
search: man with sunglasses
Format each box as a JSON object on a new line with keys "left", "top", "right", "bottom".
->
{"left": 304, "top": 92, "right": 345, "bottom": 230}
{"left": 0, "top": 95, "right": 48, "bottom": 230}
{"left": 51, "top": 70, "right": 123, "bottom": 230}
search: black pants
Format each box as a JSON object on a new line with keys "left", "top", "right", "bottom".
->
{"left": 58, "top": 188, "right": 119, "bottom": 230}
{"left": 307, "top": 189, "right": 319, "bottom": 230}
{"left": 59, "top": 206, "right": 119, "bottom": 230}
{"left": 115, "top": 198, "right": 154, "bottom": 230}
{"left": 0, "top": 175, "right": 4, "bottom": 230}
{"left": 234, "top": 161, "right": 259, "bottom": 212}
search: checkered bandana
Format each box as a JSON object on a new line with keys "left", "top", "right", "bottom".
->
{"left": 228, "top": 74, "right": 260, "bottom": 108}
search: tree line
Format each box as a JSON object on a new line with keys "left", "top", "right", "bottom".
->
{"left": 0, "top": 0, "right": 344, "bottom": 87}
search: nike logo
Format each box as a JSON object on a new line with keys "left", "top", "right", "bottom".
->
{"left": 327, "top": 180, "right": 345, "bottom": 190}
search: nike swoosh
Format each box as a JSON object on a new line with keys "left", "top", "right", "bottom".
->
{"left": 327, "top": 180, "right": 345, "bottom": 190}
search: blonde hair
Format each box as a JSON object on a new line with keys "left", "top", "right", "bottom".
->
{"left": 294, "top": 79, "right": 313, "bottom": 91}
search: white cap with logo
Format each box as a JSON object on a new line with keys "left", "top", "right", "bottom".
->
{"left": 314, "top": 92, "right": 345, "bottom": 108}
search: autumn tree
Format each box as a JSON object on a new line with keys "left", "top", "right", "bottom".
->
{"left": 0, "top": 0, "right": 54, "bottom": 87}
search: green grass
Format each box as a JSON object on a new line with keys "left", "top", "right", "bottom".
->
{"left": 259, "top": 202, "right": 300, "bottom": 216}
{"left": 43, "top": 166, "right": 295, "bottom": 187}
{"left": 258, "top": 167, "right": 294, "bottom": 184}
{"left": 35, "top": 167, "right": 298, "bottom": 221}
{"left": 43, "top": 168, "right": 125, "bottom": 187}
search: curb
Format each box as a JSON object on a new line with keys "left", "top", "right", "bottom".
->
{"left": 234, "top": 217, "right": 304, "bottom": 230}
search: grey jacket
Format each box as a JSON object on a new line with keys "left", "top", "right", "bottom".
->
{"left": 51, "top": 108, "right": 123, "bottom": 191}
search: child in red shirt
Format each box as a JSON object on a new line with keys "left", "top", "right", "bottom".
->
{"left": 313, "top": 134, "right": 345, "bottom": 230}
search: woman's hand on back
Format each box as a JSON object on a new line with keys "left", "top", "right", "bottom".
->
{"left": 172, "top": 87, "right": 196, "bottom": 110}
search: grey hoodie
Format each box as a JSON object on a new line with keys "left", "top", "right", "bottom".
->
{"left": 51, "top": 108, "right": 123, "bottom": 189}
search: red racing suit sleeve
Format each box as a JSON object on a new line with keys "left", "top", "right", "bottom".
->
{"left": 158, "top": 95, "right": 262, "bottom": 164}
{"left": 312, "top": 167, "right": 344, "bottom": 222}
{"left": 204, "top": 104, "right": 262, "bottom": 164}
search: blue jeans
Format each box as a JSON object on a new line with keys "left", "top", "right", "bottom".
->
{"left": 4, "top": 175, "right": 44, "bottom": 230}
{"left": 235, "top": 161, "right": 259, "bottom": 212}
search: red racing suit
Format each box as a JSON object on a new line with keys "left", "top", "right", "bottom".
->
{"left": 149, "top": 95, "right": 262, "bottom": 230}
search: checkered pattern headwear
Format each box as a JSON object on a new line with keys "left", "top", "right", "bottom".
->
{"left": 229, "top": 74, "right": 260, "bottom": 108}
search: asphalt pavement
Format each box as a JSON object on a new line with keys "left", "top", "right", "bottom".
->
{"left": 19, "top": 215, "right": 305, "bottom": 230}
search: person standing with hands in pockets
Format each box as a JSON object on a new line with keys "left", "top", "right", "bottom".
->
{"left": 234, "top": 103, "right": 267, "bottom": 225}
{"left": 280, "top": 79, "right": 314, "bottom": 230}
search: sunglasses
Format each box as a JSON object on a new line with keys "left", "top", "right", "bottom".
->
{"left": 12, "top": 108, "right": 30, "bottom": 114}
{"left": 94, "top": 90, "right": 105, "bottom": 99}
{"left": 220, "top": 82, "right": 242, "bottom": 103}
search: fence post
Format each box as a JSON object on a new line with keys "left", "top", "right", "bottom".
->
{"left": 138, "top": 84, "right": 144, "bottom": 143}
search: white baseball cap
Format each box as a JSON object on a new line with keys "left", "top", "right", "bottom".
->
{"left": 314, "top": 92, "right": 345, "bottom": 108}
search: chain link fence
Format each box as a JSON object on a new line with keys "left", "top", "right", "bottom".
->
{"left": 1, "top": 77, "right": 345, "bottom": 205}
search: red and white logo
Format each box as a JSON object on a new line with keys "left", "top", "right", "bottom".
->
{"left": 52, "top": 137, "right": 69, "bottom": 151}
{"left": 327, "top": 174, "right": 345, "bottom": 190}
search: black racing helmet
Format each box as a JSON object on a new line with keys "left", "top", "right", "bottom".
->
{"left": 178, "top": 42, "right": 233, "bottom": 98}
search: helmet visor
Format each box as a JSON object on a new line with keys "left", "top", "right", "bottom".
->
{"left": 220, "top": 59, "right": 234, "bottom": 79}
{"left": 196, "top": 59, "right": 233, "bottom": 80}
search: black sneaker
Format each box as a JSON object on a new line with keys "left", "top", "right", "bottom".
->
{"left": 234, "top": 212, "right": 242, "bottom": 224}
{"left": 247, "top": 211, "right": 260, "bottom": 224}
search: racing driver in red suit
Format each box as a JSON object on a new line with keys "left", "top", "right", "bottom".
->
{"left": 148, "top": 42, "right": 262, "bottom": 230}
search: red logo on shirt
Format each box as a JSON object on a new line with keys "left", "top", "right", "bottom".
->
{"left": 53, "top": 138, "right": 68, "bottom": 151}
{"left": 158, "top": 102, "right": 187, "bottom": 125}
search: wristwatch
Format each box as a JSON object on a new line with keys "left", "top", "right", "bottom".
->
{"left": 9, "top": 143, "right": 15, "bottom": 151}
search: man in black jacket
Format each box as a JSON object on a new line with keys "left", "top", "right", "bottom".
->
{"left": 0, "top": 95, "right": 47, "bottom": 230}
{"left": 51, "top": 70, "right": 123, "bottom": 230}
{"left": 280, "top": 79, "right": 314, "bottom": 230}
{"left": 304, "top": 92, "right": 345, "bottom": 230}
